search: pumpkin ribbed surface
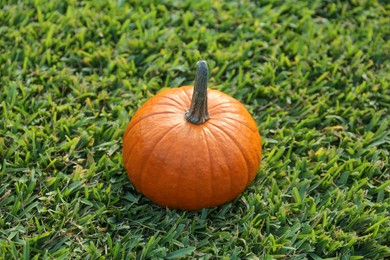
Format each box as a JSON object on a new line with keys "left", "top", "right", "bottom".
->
{"left": 122, "top": 86, "right": 262, "bottom": 210}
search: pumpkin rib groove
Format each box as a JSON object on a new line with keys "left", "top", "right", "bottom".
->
{"left": 171, "top": 87, "right": 191, "bottom": 108}
{"left": 203, "top": 128, "right": 214, "bottom": 207}
{"left": 153, "top": 102, "right": 183, "bottom": 109}
{"left": 211, "top": 119, "right": 257, "bottom": 187}
{"left": 209, "top": 111, "right": 250, "bottom": 119}
{"left": 158, "top": 95, "right": 185, "bottom": 108}
{"left": 208, "top": 122, "right": 250, "bottom": 189}
{"left": 139, "top": 124, "right": 180, "bottom": 209}
{"left": 209, "top": 109, "right": 249, "bottom": 116}
{"left": 123, "top": 111, "right": 177, "bottom": 142}
{"left": 125, "top": 122, "right": 182, "bottom": 189}
{"left": 212, "top": 129, "right": 234, "bottom": 201}
{"left": 173, "top": 125, "right": 188, "bottom": 208}
{"left": 214, "top": 116, "right": 258, "bottom": 135}
{"left": 204, "top": 127, "right": 234, "bottom": 206}
{"left": 138, "top": 122, "right": 183, "bottom": 194}
{"left": 208, "top": 101, "right": 237, "bottom": 111}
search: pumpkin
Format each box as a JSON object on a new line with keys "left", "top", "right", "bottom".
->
{"left": 122, "top": 61, "right": 262, "bottom": 210}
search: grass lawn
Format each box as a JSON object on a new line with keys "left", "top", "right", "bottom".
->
{"left": 1, "top": 0, "right": 389, "bottom": 259}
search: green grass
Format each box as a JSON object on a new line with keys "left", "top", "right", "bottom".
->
{"left": 1, "top": 0, "right": 389, "bottom": 259}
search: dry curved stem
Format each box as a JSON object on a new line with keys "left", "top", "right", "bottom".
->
{"left": 185, "top": 60, "right": 210, "bottom": 125}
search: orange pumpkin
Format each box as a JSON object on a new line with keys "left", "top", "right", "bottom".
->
{"left": 122, "top": 61, "right": 262, "bottom": 210}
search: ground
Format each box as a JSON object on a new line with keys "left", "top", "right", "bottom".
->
{"left": 0, "top": 0, "right": 389, "bottom": 259}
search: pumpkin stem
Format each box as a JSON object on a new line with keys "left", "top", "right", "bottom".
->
{"left": 185, "top": 60, "right": 210, "bottom": 125}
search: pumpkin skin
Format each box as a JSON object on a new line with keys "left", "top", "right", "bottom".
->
{"left": 122, "top": 86, "right": 262, "bottom": 210}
